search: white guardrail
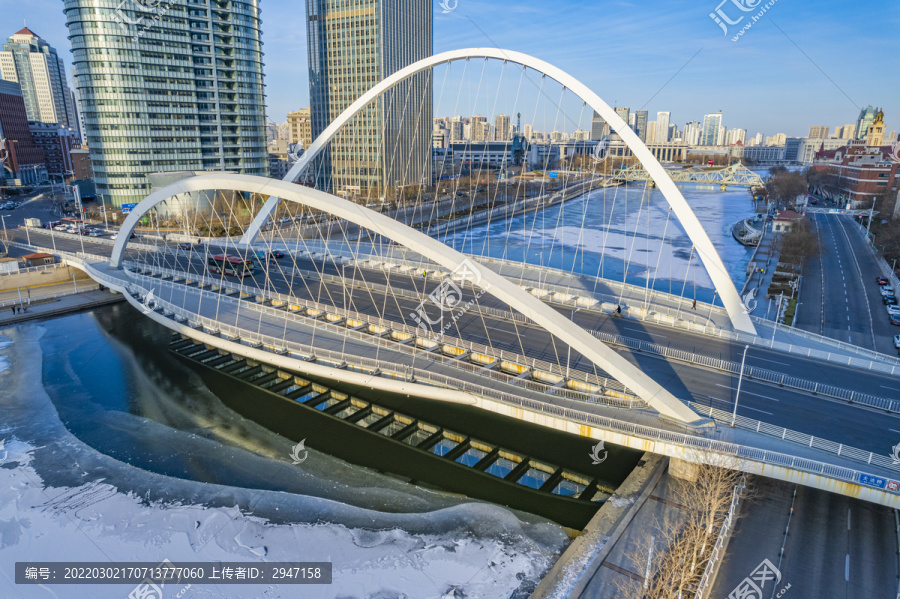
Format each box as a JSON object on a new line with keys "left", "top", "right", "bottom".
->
{"left": 0, "top": 284, "right": 100, "bottom": 309}
{"left": 695, "top": 478, "right": 746, "bottom": 599}
{"left": 47, "top": 248, "right": 900, "bottom": 495}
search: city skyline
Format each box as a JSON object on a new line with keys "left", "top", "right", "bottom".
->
{"left": 2, "top": 0, "right": 897, "bottom": 139}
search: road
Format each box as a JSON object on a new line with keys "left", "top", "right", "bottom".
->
{"left": 710, "top": 477, "right": 898, "bottom": 599}
{"left": 796, "top": 211, "right": 897, "bottom": 356}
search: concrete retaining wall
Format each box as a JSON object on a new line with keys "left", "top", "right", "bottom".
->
{"left": 0, "top": 265, "right": 91, "bottom": 292}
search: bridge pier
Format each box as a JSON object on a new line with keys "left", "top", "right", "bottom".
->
{"left": 668, "top": 457, "right": 699, "bottom": 482}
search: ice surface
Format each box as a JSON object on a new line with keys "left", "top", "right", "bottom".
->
{"left": 0, "top": 323, "right": 569, "bottom": 598}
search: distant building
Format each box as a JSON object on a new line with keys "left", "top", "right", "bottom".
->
{"left": 855, "top": 105, "right": 880, "bottom": 140}
{"left": 766, "top": 133, "right": 787, "bottom": 146}
{"left": 655, "top": 112, "right": 671, "bottom": 143}
{"left": 773, "top": 210, "right": 803, "bottom": 233}
{"left": 287, "top": 107, "right": 313, "bottom": 149}
{"left": 783, "top": 137, "right": 802, "bottom": 162}
{"left": 28, "top": 121, "right": 79, "bottom": 180}
{"left": 590, "top": 111, "right": 607, "bottom": 140}
{"left": 70, "top": 148, "right": 91, "bottom": 180}
{"left": 682, "top": 121, "right": 702, "bottom": 146}
{"left": 494, "top": 114, "right": 511, "bottom": 141}
{"left": 797, "top": 137, "right": 846, "bottom": 163}
{"left": 634, "top": 110, "right": 648, "bottom": 142}
{"left": 725, "top": 128, "right": 746, "bottom": 146}
{"left": 812, "top": 140, "right": 899, "bottom": 208}
{"left": 808, "top": 125, "right": 830, "bottom": 139}
{"left": 700, "top": 112, "right": 722, "bottom": 146}
{"left": 866, "top": 109, "right": 885, "bottom": 147}
{"left": 432, "top": 128, "right": 448, "bottom": 149}
{"left": 0, "top": 80, "right": 46, "bottom": 184}
{"left": 741, "top": 145, "right": 785, "bottom": 163}
{"left": 0, "top": 28, "right": 78, "bottom": 135}
{"left": 841, "top": 124, "right": 857, "bottom": 139}
{"left": 614, "top": 106, "right": 630, "bottom": 125}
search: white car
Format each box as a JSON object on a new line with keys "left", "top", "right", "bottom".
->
{"left": 54, "top": 225, "right": 68, "bottom": 231}
{"left": 895, "top": 334, "right": 900, "bottom": 349}
{"left": 111, "top": 233, "right": 118, "bottom": 240}
{"left": 888, "top": 305, "right": 900, "bottom": 315}
{"left": 881, "top": 286, "right": 895, "bottom": 296}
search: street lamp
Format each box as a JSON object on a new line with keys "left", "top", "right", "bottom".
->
{"left": 566, "top": 306, "right": 584, "bottom": 379}
{"left": 730, "top": 345, "right": 750, "bottom": 428}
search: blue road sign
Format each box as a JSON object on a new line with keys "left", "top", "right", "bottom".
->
{"left": 121, "top": 203, "right": 138, "bottom": 214}
{"left": 858, "top": 473, "right": 887, "bottom": 489}
{"left": 548, "top": 172, "right": 559, "bottom": 178}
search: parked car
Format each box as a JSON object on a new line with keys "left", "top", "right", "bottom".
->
{"left": 887, "top": 305, "right": 900, "bottom": 316}
{"left": 54, "top": 225, "right": 68, "bottom": 231}
{"left": 894, "top": 334, "right": 900, "bottom": 349}
{"left": 884, "top": 295, "right": 898, "bottom": 306}
{"left": 891, "top": 313, "right": 900, "bottom": 326}
{"left": 876, "top": 276, "right": 889, "bottom": 285}
{"left": 881, "top": 285, "right": 894, "bottom": 294}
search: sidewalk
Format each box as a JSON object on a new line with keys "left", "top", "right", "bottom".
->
{"left": 743, "top": 227, "right": 782, "bottom": 320}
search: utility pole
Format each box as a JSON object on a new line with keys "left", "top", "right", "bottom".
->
{"left": 731, "top": 345, "right": 750, "bottom": 427}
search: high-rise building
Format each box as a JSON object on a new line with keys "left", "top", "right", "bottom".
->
{"left": 307, "top": 0, "right": 432, "bottom": 197}
{"left": 866, "top": 109, "right": 885, "bottom": 147}
{"left": 841, "top": 124, "right": 857, "bottom": 139}
{"left": 725, "top": 128, "right": 747, "bottom": 145}
{"left": 450, "top": 117, "right": 463, "bottom": 142}
{"left": 614, "top": 106, "right": 630, "bottom": 126}
{"left": 646, "top": 120, "right": 656, "bottom": 144}
{"left": 287, "top": 107, "right": 313, "bottom": 148}
{"left": 808, "top": 125, "right": 830, "bottom": 139}
{"left": 494, "top": 114, "right": 511, "bottom": 141}
{"left": 655, "top": 112, "right": 670, "bottom": 143}
{"left": 634, "top": 110, "right": 648, "bottom": 142}
{"left": 765, "top": 133, "right": 787, "bottom": 146}
{"left": 888, "top": 130, "right": 898, "bottom": 144}
{"left": 717, "top": 125, "right": 726, "bottom": 146}
{"left": 0, "top": 79, "right": 46, "bottom": 184}
{"left": 700, "top": 112, "right": 722, "bottom": 146}
{"left": 65, "top": 1, "right": 268, "bottom": 206}
{"left": 590, "top": 111, "right": 607, "bottom": 140}
{"left": 682, "top": 121, "right": 702, "bottom": 146}
{"left": 29, "top": 121, "right": 80, "bottom": 179}
{"left": 0, "top": 28, "right": 78, "bottom": 136}
{"left": 856, "top": 105, "right": 880, "bottom": 140}
{"left": 523, "top": 123, "right": 533, "bottom": 140}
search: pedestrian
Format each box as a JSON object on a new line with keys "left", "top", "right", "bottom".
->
{"left": 616, "top": 304, "right": 622, "bottom": 315}
{"left": 22, "top": 306, "right": 26, "bottom": 313}
{"left": 10, "top": 306, "right": 14, "bottom": 316}
{"left": 692, "top": 299, "right": 697, "bottom": 310}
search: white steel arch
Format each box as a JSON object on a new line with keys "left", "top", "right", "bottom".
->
{"left": 111, "top": 173, "right": 710, "bottom": 428}
{"left": 242, "top": 47, "right": 756, "bottom": 336}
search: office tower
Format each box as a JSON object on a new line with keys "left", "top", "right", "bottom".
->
{"left": 655, "top": 112, "right": 670, "bottom": 143}
{"left": 753, "top": 132, "right": 764, "bottom": 146}
{"left": 0, "top": 27, "right": 78, "bottom": 136}
{"left": 523, "top": 123, "right": 533, "bottom": 140}
{"left": 590, "top": 111, "right": 607, "bottom": 140}
{"left": 855, "top": 105, "right": 880, "bottom": 140}
{"left": 494, "top": 114, "right": 511, "bottom": 141}
{"left": 700, "top": 112, "right": 722, "bottom": 146}
{"left": 288, "top": 107, "right": 313, "bottom": 148}
{"left": 808, "top": 125, "right": 830, "bottom": 138}
{"left": 634, "top": 110, "right": 648, "bottom": 142}
{"left": 646, "top": 120, "right": 656, "bottom": 143}
{"left": 469, "top": 115, "right": 487, "bottom": 142}
{"left": 307, "top": 0, "right": 432, "bottom": 197}
{"left": 614, "top": 106, "right": 630, "bottom": 125}
{"left": 65, "top": 0, "right": 267, "bottom": 206}
{"left": 841, "top": 124, "right": 856, "bottom": 139}
{"left": 717, "top": 125, "right": 726, "bottom": 146}
{"left": 0, "top": 79, "right": 46, "bottom": 184}
{"left": 832, "top": 126, "right": 842, "bottom": 138}
{"left": 628, "top": 113, "right": 636, "bottom": 128}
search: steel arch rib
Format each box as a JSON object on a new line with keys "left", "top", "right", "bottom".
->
{"left": 111, "top": 173, "right": 708, "bottom": 427}
{"left": 241, "top": 47, "right": 755, "bottom": 336}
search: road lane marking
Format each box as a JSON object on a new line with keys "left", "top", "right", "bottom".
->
{"left": 741, "top": 405, "right": 773, "bottom": 416}
{"left": 847, "top": 508, "right": 851, "bottom": 531}
{"left": 845, "top": 554, "right": 849, "bottom": 582}
{"left": 747, "top": 356, "right": 783, "bottom": 365}
{"left": 714, "top": 384, "right": 780, "bottom": 401}
{"left": 882, "top": 386, "right": 900, "bottom": 392}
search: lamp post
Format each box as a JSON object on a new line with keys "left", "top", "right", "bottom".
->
{"left": 731, "top": 345, "right": 750, "bottom": 428}
{"left": 0, "top": 214, "right": 7, "bottom": 256}
{"left": 566, "top": 306, "right": 584, "bottom": 379}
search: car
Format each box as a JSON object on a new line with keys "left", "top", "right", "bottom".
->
{"left": 280, "top": 217, "right": 292, "bottom": 224}
{"left": 891, "top": 314, "right": 900, "bottom": 326}
{"left": 88, "top": 230, "right": 103, "bottom": 237}
{"left": 253, "top": 250, "right": 267, "bottom": 259}
{"left": 884, "top": 295, "right": 898, "bottom": 306}
{"left": 178, "top": 242, "right": 193, "bottom": 250}
{"left": 881, "top": 286, "right": 894, "bottom": 296}
{"left": 54, "top": 225, "right": 68, "bottom": 231}
{"left": 811, "top": 199, "right": 818, "bottom": 205}
{"left": 876, "top": 276, "right": 889, "bottom": 285}
{"left": 895, "top": 334, "right": 900, "bottom": 349}
{"left": 269, "top": 250, "right": 284, "bottom": 259}
{"left": 888, "top": 305, "right": 900, "bottom": 316}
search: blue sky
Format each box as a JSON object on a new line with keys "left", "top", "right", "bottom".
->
{"left": 3, "top": 0, "right": 898, "bottom": 137}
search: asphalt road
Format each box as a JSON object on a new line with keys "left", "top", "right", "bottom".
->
{"left": 710, "top": 477, "right": 898, "bottom": 599}
{"left": 797, "top": 212, "right": 898, "bottom": 355}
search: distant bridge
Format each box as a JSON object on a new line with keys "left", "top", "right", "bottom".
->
{"left": 613, "top": 163, "right": 765, "bottom": 190}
